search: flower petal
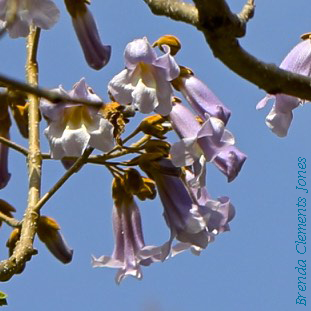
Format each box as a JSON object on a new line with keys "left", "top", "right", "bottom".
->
{"left": 124, "top": 37, "right": 157, "bottom": 69}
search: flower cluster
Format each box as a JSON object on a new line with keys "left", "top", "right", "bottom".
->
{"left": 89, "top": 35, "right": 245, "bottom": 282}
{"left": 0, "top": 29, "right": 246, "bottom": 284}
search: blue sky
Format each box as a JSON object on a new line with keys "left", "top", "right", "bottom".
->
{"left": 0, "top": 1, "right": 310, "bottom": 310}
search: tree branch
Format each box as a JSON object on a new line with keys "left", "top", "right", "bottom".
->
{"left": 0, "top": 26, "right": 41, "bottom": 282}
{"left": 0, "top": 73, "right": 104, "bottom": 108}
{"left": 143, "top": 0, "right": 198, "bottom": 25}
{"left": 143, "top": 0, "right": 311, "bottom": 102}
{"left": 0, "top": 136, "right": 28, "bottom": 156}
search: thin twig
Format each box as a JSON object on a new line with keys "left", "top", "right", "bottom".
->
{"left": 87, "top": 135, "right": 151, "bottom": 164}
{"left": 34, "top": 148, "right": 94, "bottom": 212}
{"left": 238, "top": 0, "right": 255, "bottom": 23}
{"left": 0, "top": 73, "right": 104, "bottom": 108}
{"left": 0, "top": 212, "right": 21, "bottom": 228}
{"left": 0, "top": 136, "right": 28, "bottom": 156}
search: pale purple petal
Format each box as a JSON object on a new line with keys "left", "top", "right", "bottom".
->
{"left": 256, "top": 94, "right": 274, "bottom": 110}
{"left": 265, "top": 94, "right": 300, "bottom": 137}
{"left": 178, "top": 74, "right": 231, "bottom": 124}
{"left": 28, "top": 0, "right": 60, "bottom": 30}
{"left": 7, "top": 17, "right": 29, "bottom": 38}
{"left": 153, "top": 45, "right": 180, "bottom": 81}
{"left": 71, "top": 8, "right": 111, "bottom": 70}
{"left": 280, "top": 39, "right": 311, "bottom": 75}
{"left": 169, "top": 102, "right": 201, "bottom": 138}
{"left": 153, "top": 67, "right": 174, "bottom": 115}
{"left": 213, "top": 145, "right": 247, "bottom": 182}
{"left": 170, "top": 138, "right": 201, "bottom": 167}
{"left": 197, "top": 117, "right": 235, "bottom": 161}
{"left": 124, "top": 37, "right": 157, "bottom": 69}
{"left": 40, "top": 86, "right": 68, "bottom": 121}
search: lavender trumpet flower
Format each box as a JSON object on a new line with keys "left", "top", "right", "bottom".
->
{"left": 92, "top": 178, "right": 158, "bottom": 284}
{"left": 139, "top": 156, "right": 233, "bottom": 258}
{"left": 40, "top": 78, "right": 115, "bottom": 159}
{"left": 257, "top": 34, "right": 311, "bottom": 137}
{"left": 108, "top": 37, "right": 180, "bottom": 115}
{"left": 64, "top": 0, "right": 111, "bottom": 70}
{"left": 172, "top": 66, "right": 231, "bottom": 125}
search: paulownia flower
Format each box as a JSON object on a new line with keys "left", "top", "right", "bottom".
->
{"left": 170, "top": 101, "right": 234, "bottom": 164}
{"left": 108, "top": 37, "right": 180, "bottom": 115}
{"left": 0, "top": 0, "right": 59, "bottom": 38}
{"left": 40, "top": 78, "right": 115, "bottom": 159}
{"left": 257, "top": 35, "right": 311, "bottom": 137}
{"left": 92, "top": 177, "right": 159, "bottom": 284}
{"left": 139, "top": 155, "right": 232, "bottom": 258}
{"left": 172, "top": 66, "right": 231, "bottom": 125}
{"left": 64, "top": 0, "right": 111, "bottom": 70}
{"left": 169, "top": 101, "right": 235, "bottom": 185}
{"left": 171, "top": 168, "right": 235, "bottom": 256}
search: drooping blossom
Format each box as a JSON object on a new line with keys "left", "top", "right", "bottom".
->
{"left": 40, "top": 78, "right": 115, "bottom": 159}
{"left": 0, "top": 0, "right": 59, "bottom": 38}
{"left": 172, "top": 66, "right": 231, "bottom": 125}
{"left": 169, "top": 100, "right": 235, "bottom": 185}
{"left": 0, "top": 94, "right": 11, "bottom": 189}
{"left": 92, "top": 177, "right": 159, "bottom": 284}
{"left": 171, "top": 168, "right": 235, "bottom": 256}
{"left": 257, "top": 35, "right": 311, "bottom": 137}
{"left": 139, "top": 155, "right": 233, "bottom": 258}
{"left": 108, "top": 37, "right": 180, "bottom": 115}
{"left": 64, "top": 0, "right": 111, "bottom": 70}
{"left": 37, "top": 216, "right": 73, "bottom": 264}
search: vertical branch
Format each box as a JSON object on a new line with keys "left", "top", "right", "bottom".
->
{"left": 0, "top": 26, "right": 42, "bottom": 281}
{"left": 26, "top": 26, "right": 42, "bottom": 214}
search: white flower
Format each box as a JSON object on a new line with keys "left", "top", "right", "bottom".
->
{"left": 0, "top": 0, "right": 60, "bottom": 38}
{"left": 108, "top": 37, "right": 180, "bottom": 116}
{"left": 40, "top": 78, "right": 115, "bottom": 159}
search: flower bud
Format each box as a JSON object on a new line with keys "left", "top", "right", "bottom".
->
{"left": 152, "top": 35, "right": 181, "bottom": 56}
{"left": 139, "top": 115, "right": 171, "bottom": 139}
{"left": 37, "top": 216, "right": 73, "bottom": 264}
